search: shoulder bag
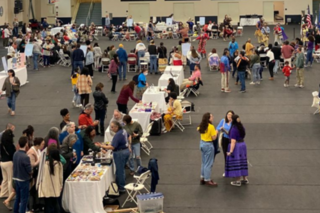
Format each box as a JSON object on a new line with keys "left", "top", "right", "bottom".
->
{"left": 107, "top": 182, "right": 120, "bottom": 198}
{"left": 218, "top": 119, "right": 225, "bottom": 148}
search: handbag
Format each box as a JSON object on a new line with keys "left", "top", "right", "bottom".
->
{"left": 218, "top": 119, "right": 225, "bottom": 148}
{"left": 107, "top": 182, "right": 119, "bottom": 198}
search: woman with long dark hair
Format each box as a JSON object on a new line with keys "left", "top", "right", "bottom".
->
{"left": 80, "top": 126, "right": 101, "bottom": 155}
{"left": 108, "top": 54, "right": 120, "bottom": 93}
{"left": 216, "top": 110, "right": 234, "bottom": 177}
{"left": 197, "top": 113, "right": 218, "bottom": 186}
{"left": 164, "top": 78, "right": 176, "bottom": 103}
{"left": 38, "top": 148, "right": 63, "bottom": 213}
{"left": 225, "top": 114, "right": 249, "bottom": 186}
{"left": 116, "top": 81, "right": 140, "bottom": 114}
{"left": 93, "top": 82, "right": 109, "bottom": 134}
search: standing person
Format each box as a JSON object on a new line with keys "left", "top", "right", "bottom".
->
{"left": 42, "top": 38, "right": 54, "bottom": 68}
{"left": 220, "top": 50, "right": 231, "bottom": 93}
{"left": 38, "top": 148, "right": 63, "bottom": 213}
{"left": 305, "top": 35, "right": 314, "bottom": 67}
{"left": 261, "top": 22, "right": 270, "bottom": 46}
{"left": 245, "top": 38, "right": 254, "bottom": 56}
{"left": 0, "top": 69, "right": 21, "bottom": 116}
{"left": 266, "top": 44, "right": 275, "bottom": 80}
{"left": 12, "top": 136, "right": 32, "bottom": 213}
{"left": 301, "top": 24, "right": 309, "bottom": 46}
{"left": 93, "top": 83, "right": 109, "bottom": 135}
{"left": 255, "top": 18, "right": 264, "bottom": 44}
{"left": 13, "top": 18, "right": 19, "bottom": 37}
{"left": 71, "top": 68, "right": 81, "bottom": 107}
{"left": 135, "top": 40, "right": 146, "bottom": 68}
{"left": 32, "top": 39, "right": 42, "bottom": 71}
{"left": 225, "top": 114, "right": 249, "bottom": 186}
{"left": 100, "top": 121, "right": 130, "bottom": 193}
{"left": 282, "top": 61, "right": 293, "bottom": 87}
{"left": 72, "top": 44, "right": 85, "bottom": 75}
{"left": 272, "top": 42, "right": 281, "bottom": 73}
{"left": 216, "top": 110, "right": 235, "bottom": 177}
{"left": 197, "top": 112, "right": 218, "bottom": 186}
{"left": 249, "top": 50, "right": 261, "bottom": 85}
{"left": 105, "top": 14, "right": 111, "bottom": 30}
{"left": 123, "top": 115, "right": 143, "bottom": 175}
{"left": 93, "top": 43, "right": 102, "bottom": 70}
{"left": 274, "top": 23, "right": 283, "bottom": 45}
{"left": 188, "top": 47, "right": 201, "bottom": 75}
{"left": 76, "top": 67, "right": 92, "bottom": 107}
{"left": 136, "top": 69, "right": 149, "bottom": 100}
{"left": 196, "top": 30, "right": 210, "bottom": 58}
{"left": 157, "top": 42, "right": 167, "bottom": 72}
{"left": 228, "top": 37, "right": 239, "bottom": 60}
{"left": 237, "top": 51, "right": 249, "bottom": 93}
{"left": 3, "top": 25, "right": 11, "bottom": 47}
{"left": 294, "top": 47, "right": 305, "bottom": 88}
{"left": 232, "top": 50, "right": 239, "bottom": 79}
{"left": 171, "top": 47, "right": 183, "bottom": 66}
{"left": 0, "top": 128, "right": 15, "bottom": 200}
{"left": 117, "top": 81, "right": 140, "bottom": 114}
{"left": 108, "top": 54, "right": 120, "bottom": 93}
{"left": 281, "top": 41, "right": 294, "bottom": 67}
{"left": 148, "top": 40, "right": 158, "bottom": 75}
{"left": 85, "top": 46, "right": 94, "bottom": 78}
{"left": 117, "top": 44, "right": 128, "bottom": 81}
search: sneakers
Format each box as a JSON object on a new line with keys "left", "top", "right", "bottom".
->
{"left": 231, "top": 181, "right": 241, "bottom": 187}
{"left": 239, "top": 90, "right": 246, "bottom": 93}
{"left": 205, "top": 180, "right": 218, "bottom": 186}
{"left": 241, "top": 179, "right": 249, "bottom": 185}
{"left": 283, "top": 84, "right": 287, "bottom": 87}
{"left": 224, "top": 89, "right": 231, "bottom": 93}
{"left": 222, "top": 173, "right": 225, "bottom": 177}
{"left": 8, "top": 108, "right": 11, "bottom": 114}
{"left": 294, "top": 84, "right": 299, "bottom": 87}
{"left": 304, "top": 65, "right": 309, "bottom": 68}
{"left": 249, "top": 82, "right": 256, "bottom": 85}
{"left": 256, "top": 82, "right": 260, "bottom": 85}
{"left": 299, "top": 85, "right": 304, "bottom": 88}
{"left": 269, "top": 77, "right": 274, "bottom": 80}
{"left": 221, "top": 88, "right": 225, "bottom": 92}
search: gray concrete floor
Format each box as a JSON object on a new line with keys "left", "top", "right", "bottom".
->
{"left": 1, "top": 25, "right": 320, "bottom": 213}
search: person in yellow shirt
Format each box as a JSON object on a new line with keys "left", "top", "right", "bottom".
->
{"left": 197, "top": 112, "right": 218, "bottom": 186}
{"left": 163, "top": 92, "right": 182, "bottom": 132}
{"left": 71, "top": 68, "right": 81, "bottom": 107}
{"left": 245, "top": 38, "right": 254, "bottom": 56}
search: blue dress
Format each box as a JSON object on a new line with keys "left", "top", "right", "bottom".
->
{"left": 59, "top": 130, "right": 83, "bottom": 165}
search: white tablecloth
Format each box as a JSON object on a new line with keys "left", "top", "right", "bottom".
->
{"left": 158, "top": 73, "right": 183, "bottom": 88}
{"left": 129, "top": 103, "right": 159, "bottom": 132}
{"left": 62, "top": 164, "right": 113, "bottom": 213}
{"left": 239, "top": 18, "right": 260, "bottom": 26}
{"left": 142, "top": 87, "right": 167, "bottom": 113}
{"left": 0, "top": 67, "right": 28, "bottom": 95}
{"left": 164, "top": 66, "right": 184, "bottom": 81}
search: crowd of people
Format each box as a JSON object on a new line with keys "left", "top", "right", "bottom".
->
{"left": 1, "top": 13, "right": 320, "bottom": 212}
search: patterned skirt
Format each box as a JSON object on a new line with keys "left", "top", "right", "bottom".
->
{"left": 225, "top": 142, "right": 248, "bottom": 178}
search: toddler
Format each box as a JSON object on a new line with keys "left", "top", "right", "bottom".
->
{"left": 282, "top": 61, "right": 293, "bottom": 87}
{"left": 71, "top": 68, "right": 81, "bottom": 107}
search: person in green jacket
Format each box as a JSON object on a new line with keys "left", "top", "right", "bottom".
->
{"left": 80, "top": 126, "right": 101, "bottom": 155}
{"left": 294, "top": 47, "right": 305, "bottom": 88}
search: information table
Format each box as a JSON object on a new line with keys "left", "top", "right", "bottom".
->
{"left": 104, "top": 119, "right": 138, "bottom": 143}
{"left": 129, "top": 102, "right": 159, "bottom": 132}
{"left": 62, "top": 157, "right": 113, "bottom": 213}
{"left": 142, "top": 87, "right": 167, "bottom": 113}
{"left": 0, "top": 66, "right": 28, "bottom": 94}
{"left": 158, "top": 73, "right": 183, "bottom": 88}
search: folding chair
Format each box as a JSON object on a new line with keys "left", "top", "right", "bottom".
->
{"left": 311, "top": 91, "right": 320, "bottom": 115}
{"left": 133, "top": 169, "right": 151, "bottom": 193}
{"left": 236, "top": 26, "right": 243, "bottom": 37}
{"left": 127, "top": 57, "right": 137, "bottom": 72}
{"left": 313, "top": 50, "right": 320, "bottom": 63}
{"left": 184, "top": 79, "right": 203, "bottom": 97}
{"left": 139, "top": 57, "right": 149, "bottom": 71}
{"left": 170, "top": 115, "right": 185, "bottom": 132}
{"left": 122, "top": 171, "right": 151, "bottom": 207}
{"left": 139, "top": 122, "right": 154, "bottom": 155}
{"left": 181, "top": 101, "right": 193, "bottom": 125}
{"left": 112, "top": 34, "right": 119, "bottom": 41}
{"left": 101, "top": 58, "right": 110, "bottom": 72}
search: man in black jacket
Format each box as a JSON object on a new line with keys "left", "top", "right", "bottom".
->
{"left": 272, "top": 42, "right": 281, "bottom": 74}
{"left": 237, "top": 51, "right": 249, "bottom": 93}
{"left": 72, "top": 44, "right": 85, "bottom": 75}
{"left": 148, "top": 40, "right": 158, "bottom": 74}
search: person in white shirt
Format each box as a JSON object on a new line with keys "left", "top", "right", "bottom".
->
{"left": 42, "top": 39, "right": 54, "bottom": 67}
{"left": 93, "top": 43, "right": 102, "bottom": 70}
{"left": 266, "top": 44, "right": 275, "bottom": 80}
{"left": 135, "top": 40, "right": 146, "bottom": 67}
{"left": 3, "top": 26, "right": 11, "bottom": 47}
{"left": 7, "top": 42, "right": 16, "bottom": 56}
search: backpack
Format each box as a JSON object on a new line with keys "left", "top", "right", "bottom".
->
{"left": 132, "top": 73, "right": 141, "bottom": 85}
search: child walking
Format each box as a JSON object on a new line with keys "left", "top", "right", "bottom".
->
{"left": 71, "top": 68, "right": 81, "bottom": 107}
{"left": 282, "top": 61, "right": 293, "bottom": 87}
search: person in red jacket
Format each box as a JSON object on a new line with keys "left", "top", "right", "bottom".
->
{"left": 78, "top": 103, "right": 99, "bottom": 128}
{"left": 116, "top": 81, "right": 141, "bottom": 114}
{"left": 282, "top": 61, "right": 293, "bottom": 87}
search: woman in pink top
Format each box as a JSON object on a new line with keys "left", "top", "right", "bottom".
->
{"left": 180, "top": 65, "right": 202, "bottom": 91}
{"left": 44, "top": 127, "right": 60, "bottom": 149}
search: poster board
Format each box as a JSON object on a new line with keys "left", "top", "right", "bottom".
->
{"left": 200, "top": 17, "right": 205, "bottom": 25}
{"left": 25, "top": 44, "right": 34, "bottom": 57}
{"left": 80, "top": 45, "right": 87, "bottom": 56}
{"left": 182, "top": 43, "right": 191, "bottom": 56}
{"left": 127, "top": 19, "right": 133, "bottom": 27}
{"left": 166, "top": 18, "right": 173, "bottom": 26}
{"left": 2, "top": 57, "right": 8, "bottom": 72}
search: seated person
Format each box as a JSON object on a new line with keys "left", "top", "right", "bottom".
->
{"left": 109, "top": 109, "right": 126, "bottom": 135}
{"left": 163, "top": 92, "right": 183, "bottom": 132}
{"left": 180, "top": 65, "right": 202, "bottom": 91}
{"left": 63, "top": 32, "right": 70, "bottom": 43}
{"left": 164, "top": 78, "right": 177, "bottom": 103}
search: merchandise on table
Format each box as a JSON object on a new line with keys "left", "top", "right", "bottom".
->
{"left": 67, "top": 167, "right": 106, "bottom": 182}
{"left": 130, "top": 102, "right": 158, "bottom": 113}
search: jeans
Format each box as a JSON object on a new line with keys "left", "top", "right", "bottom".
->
{"left": 95, "top": 108, "right": 106, "bottom": 134}
{"left": 72, "top": 85, "right": 80, "bottom": 105}
{"left": 306, "top": 49, "right": 313, "bottom": 65}
{"left": 252, "top": 63, "right": 261, "bottom": 83}
{"left": 117, "top": 103, "right": 128, "bottom": 114}
{"left": 238, "top": 71, "right": 246, "bottom": 91}
{"left": 118, "top": 61, "right": 127, "bottom": 80}
{"left": 232, "top": 62, "right": 237, "bottom": 77}
{"left": 200, "top": 141, "right": 214, "bottom": 181}
{"left": 128, "top": 143, "right": 142, "bottom": 172}
{"left": 273, "top": 59, "right": 279, "bottom": 73}
{"left": 33, "top": 53, "right": 39, "bottom": 69}
{"left": 13, "top": 27, "right": 19, "bottom": 37}
{"left": 7, "top": 92, "right": 16, "bottom": 111}
{"left": 14, "top": 180, "right": 30, "bottom": 213}
{"left": 111, "top": 75, "right": 118, "bottom": 92}
{"left": 137, "top": 51, "right": 145, "bottom": 66}
{"left": 74, "top": 61, "right": 84, "bottom": 73}
{"left": 43, "top": 55, "right": 50, "bottom": 66}
{"left": 113, "top": 149, "right": 130, "bottom": 190}
{"left": 149, "top": 55, "right": 158, "bottom": 73}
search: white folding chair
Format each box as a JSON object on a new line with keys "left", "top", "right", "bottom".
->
{"left": 122, "top": 171, "right": 151, "bottom": 207}
{"left": 127, "top": 57, "right": 137, "bottom": 72}
{"left": 311, "top": 91, "right": 320, "bottom": 115}
{"left": 181, "top": 101, "right": 192, "bottom": 125}
{"left": 112, "top": 34, "right": 119, "bottom": 41}
{"left": 170, "top": 115, "right": 185, "bottom": 132}
{"left": 139, "top": 122, "right": 154, "bottom": 156}
{"left": 133, "top": 169, "right": 151, "bottom": 193}
{"left": 101, "top": 58, "right": 110, "bottom": 72}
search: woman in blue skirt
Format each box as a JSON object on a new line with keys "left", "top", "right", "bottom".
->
{"left": 226, "top": 114, "right": 249, "bottom": 186}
